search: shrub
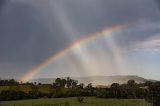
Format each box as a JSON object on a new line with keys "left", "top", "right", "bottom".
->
{"left": 77, "top": 97, "right": 84, "bottom": 103}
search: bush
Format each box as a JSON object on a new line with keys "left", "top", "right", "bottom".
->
{"left": 96, "top": 89, "right": 108, "bottom": 98}
{"left": 77, "top": 97, "right": 84, "bottom": 103}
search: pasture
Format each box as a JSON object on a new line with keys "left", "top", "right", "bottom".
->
{"left": 0, "top": 97, "right": 151, "bottom": 106}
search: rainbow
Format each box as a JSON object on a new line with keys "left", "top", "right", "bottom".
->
{"left": 19, "top": 24, "right": 130, "bottom": 82}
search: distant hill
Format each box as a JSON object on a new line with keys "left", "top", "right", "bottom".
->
{"left": 30, "top": 75, "right": 156, "bottom": 86}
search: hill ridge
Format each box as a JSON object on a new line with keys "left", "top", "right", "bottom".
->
{"left": 30, "top": 75, "right": 156, "bottom": 85}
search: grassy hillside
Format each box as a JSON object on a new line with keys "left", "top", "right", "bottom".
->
{"left": 0, "top": 85, "right": 53, "bottom": 94}
{"left": 0, "top": 97, "right": 151, "bottom": 106}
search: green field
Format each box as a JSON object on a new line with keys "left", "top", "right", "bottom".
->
{"left": 0, "top": 97, "right": 151, "bottom": 106}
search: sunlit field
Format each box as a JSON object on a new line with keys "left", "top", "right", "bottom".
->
{"left": 0, "top": 97, "right": 151, "bottom": 106}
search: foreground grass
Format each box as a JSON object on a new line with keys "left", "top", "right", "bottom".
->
{"left": 0, "top": 97, "right": 151, "bottom": 106}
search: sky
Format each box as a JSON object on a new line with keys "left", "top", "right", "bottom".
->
{"left": 0, "top": 0, "right": 160, "bottom": 80}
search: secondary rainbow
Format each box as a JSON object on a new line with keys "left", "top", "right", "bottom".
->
{"left": 19, "top": 24, "right": 130, "bottom": 82}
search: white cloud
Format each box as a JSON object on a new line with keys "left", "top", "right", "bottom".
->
{"left": 132, "top": 34, "right": 160, "bottom": 52}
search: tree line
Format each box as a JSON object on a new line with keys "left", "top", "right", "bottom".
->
{"left": 0, "top": 79, "right": 19, "bottom": 86}
{"left": 0, "top": 78, "right": 160, "bottom": 106}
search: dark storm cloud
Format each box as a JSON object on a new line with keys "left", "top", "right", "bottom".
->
{"left": 49, "top": 0, "right": 160, "bottom": 51}
{"left": 0, "top": 0, "right": 160, "bottom": 78}
{"left": 155, "top": 0, "right": 160, "bottom": 9}
{"left": 0, "top": 0, "right": 6, "bottom": 7}
{"left": 0, "top": 0, "right": 7, "bottom": 12}
{"left": 55, "top": 0, "right": 160, "bottom": 36}
{"left": 0, "top": 1, "right": 70, "bottom": 63}
{"left": 0, "top": 1, "right": 71, "bottom": 77}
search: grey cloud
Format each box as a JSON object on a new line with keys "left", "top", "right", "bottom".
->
{"left": 113, "top": 20, "right": 160, "bottom": 51}
{"left": 0, "top": 0, "right": 160, "bottom": 78}
{"left": 0, "top": 0, "right": 6, "bottom": 7}
{"left": 0, "top": 1, "right": 70, "bottom": 64}
{"left": 0, "top": 0, "right": 7, "bottom": 13}
{"left": 55, "top": 0, "right": 160, "bottom": 36}
{"left": 129, "top": 34, "right": 160, "bottom": 52}
{"left": 155, "top": 0, "right": 160, "bottom": 9}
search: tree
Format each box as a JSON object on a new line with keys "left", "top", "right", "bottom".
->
{"left": 145, "top": 82, "right": 160, "bottom": 106}
{"left": 55, "top": 78, "right": 61, "bottom": 87}
{"left": 66, "top": 77, "right": 72, "bottom": 88}
{"left": 71, "top": 80, "right": 78, "bottom": 89}
{"left": 127, "top": 80, "right": 136, "bottom": 87}
{"left": 77, "top": 83, "right": 84, "bottom": 89}
{"left": 66, "top": 77, "right": 78, "bottom": 88}
{"left": 136, "top": 88, "right": 147, "bottom": 98}
{"left": 61, "top": 79, "right": 67, "bottom": 88}
{"left": 110, "top": 83, "right": 120, "bottom": 98}
{"left": 0, "top": 79, "right": 19, "bottom": 86}
{"left": 53, "top": 78, "right": 67, "bottom": 88}
{"left": 145, "top": 81, "right": 152, "bottom": 87}
{"left": 86, "top": 83, "right": 93, "bottom": 89}
{"left": 127, "top": 80, "right": 137, "bottom": 98}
